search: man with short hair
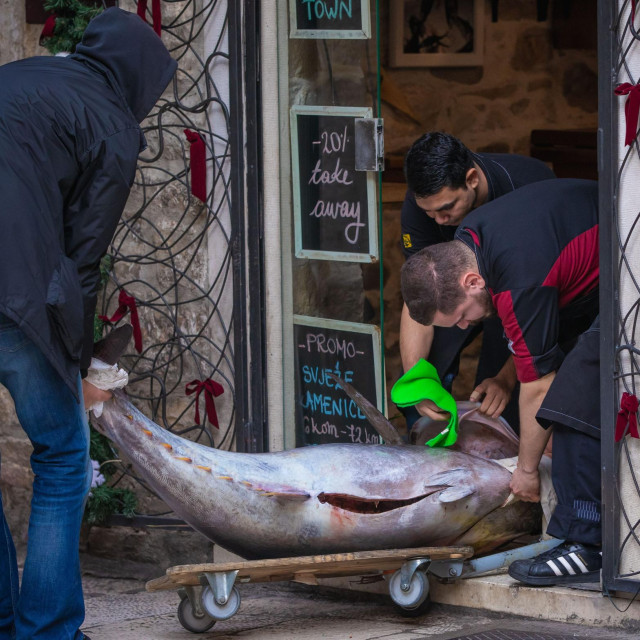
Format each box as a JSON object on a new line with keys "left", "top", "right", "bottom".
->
{"left": 0, "top": 8, "right": 176, "bottom": 639}
{"left": 400, "top": 132, "right": 555, "bottom": 429}
{"left": 401, "top": 178, "right": 602, "bottom": 586}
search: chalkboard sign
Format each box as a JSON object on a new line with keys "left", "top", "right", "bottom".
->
{"left": 289, "top": 0, "right": 371, "bottom": 39}
{"left": 290, "top": 105, "right": 378, "bottom": 262}
{"left": 293, "top": 315, "right": 384, "bottom": 446}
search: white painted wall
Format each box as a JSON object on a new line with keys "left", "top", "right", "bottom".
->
{"left": 616, "top": 0, "right": 640, "bottom": 578}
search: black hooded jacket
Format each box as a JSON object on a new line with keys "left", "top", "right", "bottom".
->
{"left": 0, "top": 8, "right": 177, "bottom": 398}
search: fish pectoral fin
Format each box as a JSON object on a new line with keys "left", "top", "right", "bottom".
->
{"left": 424, "top": 468, "right": 476, "bottom": 503}
{"left": 437, "top": 485, "right": 476, "bottom": 503}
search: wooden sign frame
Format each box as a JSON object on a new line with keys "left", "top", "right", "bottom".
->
{"left": 293, "top": 315, "right": 385, "bottom": 446}
{"left": 289, "top": 0, "right": 371, "bottom": 39}
{"left": 290, "top": 105, "right": 378, "bottom": 263}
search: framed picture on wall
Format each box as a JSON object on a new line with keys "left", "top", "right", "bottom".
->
{"left": 389, "top": 0, "right": 484, "bottom": 68}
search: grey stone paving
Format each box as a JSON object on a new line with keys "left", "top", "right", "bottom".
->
{"left": 80, "top": 571, "right": 640, "bottom": 640}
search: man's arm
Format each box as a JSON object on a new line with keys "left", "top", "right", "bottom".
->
{"left": 400, "top": 303, "right": 452, "bottom": 421}
{"left": 398, "top": 190, "right": 457, "bottom": 421}
{"left": 400, "top": 302, "right": 434, "bottom": 371}
{"left": 63, "top": 132, "right": 140, "bottom": 372}
{"left": 510, "top": 372, "right": 555, "bottom": 502}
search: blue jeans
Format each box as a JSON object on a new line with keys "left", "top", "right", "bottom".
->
{"left": 0, "top": 313, "right": 91, "bottom": 639}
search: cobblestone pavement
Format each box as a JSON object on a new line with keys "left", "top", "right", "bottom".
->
{"left": 80, "top": 563, "right": 640, "bottom": 640}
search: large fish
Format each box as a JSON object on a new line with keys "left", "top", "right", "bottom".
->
{"left": 92, "top": 389, "right": 540, "bottom": 559}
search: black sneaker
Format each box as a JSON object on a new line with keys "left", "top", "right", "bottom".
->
{"left": 508, "top": 542, "right": 602, "bottom": 586}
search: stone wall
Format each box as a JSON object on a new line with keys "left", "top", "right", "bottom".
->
{"left": 380, "top": 1, "right": 597, "bottom": 156}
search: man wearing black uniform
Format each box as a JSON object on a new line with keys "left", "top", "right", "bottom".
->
{"left": 401, "top": 178, "right": 602, "bottom": 585}
{"left": 400, "top": 132, "right": 555, "bottom": 430}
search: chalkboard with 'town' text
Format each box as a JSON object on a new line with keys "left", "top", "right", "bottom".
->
{"left": 289, "top": 0, "right": 371, "bottom": 39}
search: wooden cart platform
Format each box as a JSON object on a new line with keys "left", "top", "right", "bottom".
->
{"left": 146, "top": 546, "right": 474, "bottom": 633}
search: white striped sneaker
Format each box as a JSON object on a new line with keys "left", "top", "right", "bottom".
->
{"left": 508, "top": 542, "right": 602, "bottom": 586}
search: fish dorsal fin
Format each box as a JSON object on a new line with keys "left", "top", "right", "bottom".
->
{"left": 425, "top": 468, "right": 476, "bottom": 503}
{"left": 327, "top": 372, "right": 403, "bottom": 445}
{"left": 93, "top": 324, "right": 133, "bottom": 365}
{"left": 459, "top": 404, "right": 520, "bottom": 448}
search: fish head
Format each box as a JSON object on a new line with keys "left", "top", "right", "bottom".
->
{"left": 410, "top": 401, "right": 519, "bottom": 459}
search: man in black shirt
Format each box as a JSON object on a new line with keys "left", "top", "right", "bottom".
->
{"left": 401, "top": 179, "right": 602, "bottom": 586}
{"left": 400, "top": 132, "right": 555, "bottom": 430}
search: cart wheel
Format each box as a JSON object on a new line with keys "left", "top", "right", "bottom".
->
{"left": 394, "top": 594, "right": 432, "bottom": 617}
{"left": 388, "top": 568, "right": 430, "bottom": 613}
{"left": 200, "top": 584, "right": 241, "bottom": 621}
{"left": 177, "top": 596, "right": 216, "bottom": 633}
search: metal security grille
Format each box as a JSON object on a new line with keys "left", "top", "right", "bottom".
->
{"left": 601, "top": 0, "right": 640, "bottom": 595}
{"left": 97, "top": 0, "right": 264, "bottom": 517}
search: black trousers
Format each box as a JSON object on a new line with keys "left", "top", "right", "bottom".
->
{"left": 538, "top": 317, "right": 601, "bottom": 546}
{"left": 545, "top": 424, "right": 601, "bottom": 545}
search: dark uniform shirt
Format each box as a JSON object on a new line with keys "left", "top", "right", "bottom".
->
{"left": 401, "top": 153, "right": 556, "bottom": 257}
{"left": 455, "top": 179, "right": 599, "bottom": 383}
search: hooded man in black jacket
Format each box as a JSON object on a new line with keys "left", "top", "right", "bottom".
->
{"left": 0, "top": 9, "right": 176, "bottom": 639}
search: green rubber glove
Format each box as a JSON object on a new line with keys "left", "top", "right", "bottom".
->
{"left": 391, "top": 359, "right": 458, "bottom": 447}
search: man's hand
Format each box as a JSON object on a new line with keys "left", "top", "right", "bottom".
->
{"left": 469, "top": 376, "right": 511, "bottom": 418}
{"left": 510, "top": 466, "right": 540, "bottom": 502}
{"left": 415, "top": 398, "right": 451, "bottom": 422}
{"left": 82, "top": 379, "right": 112, "bottom": 409}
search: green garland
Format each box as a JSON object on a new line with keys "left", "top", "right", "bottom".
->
{"left": 41, "top": 0, "right": 104, "bottom": 55}
{"left": 86, "top": 426, "right": 138, "bottom": 525}
{"left": 85, "top": 253, "right": 138, "bottom": 525}
{"left": 85, "top": 485, "right": 138, "bottom": 525}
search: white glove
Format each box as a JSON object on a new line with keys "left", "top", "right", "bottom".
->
{"left": 85, "top": 357, "right": 129, "bottom": 417}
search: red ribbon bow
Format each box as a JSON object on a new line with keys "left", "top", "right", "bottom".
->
{"left": 615, "top": 392, "right": 640, "bottom": 442}
{"left": 137, "top": 0, "right": 162, "bottom": 37}
{"left": 183, "top": 129, "right": 207, "bottom": 203}
{"left": 614, "top": 82, "right": 640, "bottom": 146}
{"left": 185, "top": 379, "right": 224, "bottom": 427}
{"left": 40, "top": 14, "right": 57, "bottom": 45}
{"left": 98, "top": 289, "right": 143, "bottom": 353}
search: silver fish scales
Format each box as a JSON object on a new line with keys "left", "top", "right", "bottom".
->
{"left": 93, "top": 391, "right": 540, "bottom": 560}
